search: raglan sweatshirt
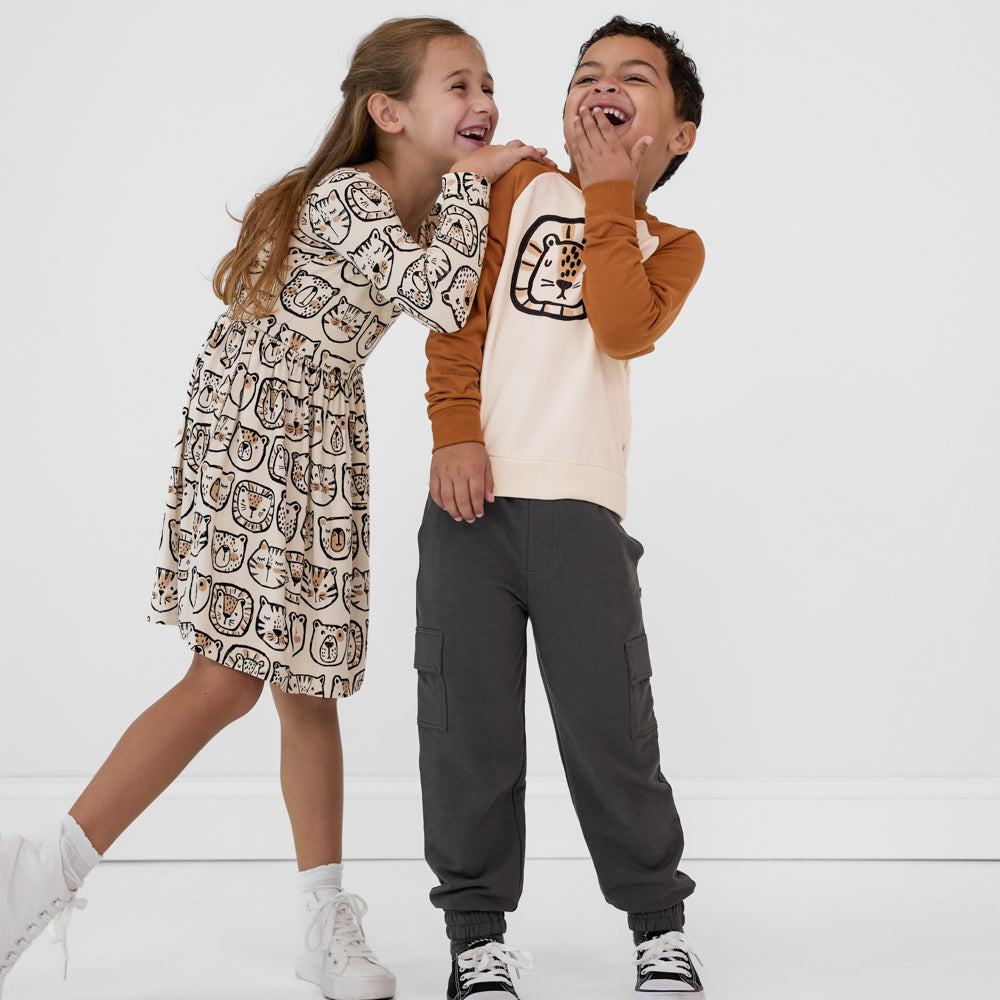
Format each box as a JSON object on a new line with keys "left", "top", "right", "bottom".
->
{"left": 426, "top": 160, "right": 704, "bottom": 520}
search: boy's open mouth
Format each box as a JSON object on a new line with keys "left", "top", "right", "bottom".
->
{"left": 593, "top": 106, "right": 631, "bottom": 127}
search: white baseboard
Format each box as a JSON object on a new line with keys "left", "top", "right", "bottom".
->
{"left": 2, "top": 776, "right": 998, "bottom": 861}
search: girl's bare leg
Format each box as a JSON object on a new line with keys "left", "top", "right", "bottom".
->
{"left": 270, "top": 686, "right": 344, "bottom": 869}
{"left": 69, "top": 654, "right": 265, "bottom": 854}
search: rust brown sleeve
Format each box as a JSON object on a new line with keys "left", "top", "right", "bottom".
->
{"left": 581, "top": 180, "right": 705, "bottom": 360}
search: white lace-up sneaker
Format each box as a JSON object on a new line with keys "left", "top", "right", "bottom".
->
{"left": 634, "top": 930, "right": 704, "bottom": 994}
{"left": 296, "top": 888, "right": 396, "bottom": 1000}
{"left": 447, "top": 940, "right": 532, "bottom": 999}
{"left": 1, "top": 830, "right": 87, "bottom": 998}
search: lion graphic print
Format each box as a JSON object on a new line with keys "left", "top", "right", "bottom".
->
{"left": 150, "top": 169, "right": 489, "bottom": 698}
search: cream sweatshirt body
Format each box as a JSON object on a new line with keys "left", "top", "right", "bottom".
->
{"left": 426, "top": 161, "right": 704, "bottom": 519}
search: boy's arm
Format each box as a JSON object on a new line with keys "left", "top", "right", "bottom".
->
{"left": 581, "top": 179, "right": 705, "bottom": 360}
{"left": 424, "top": 166, "right": 523, "bottom": 521}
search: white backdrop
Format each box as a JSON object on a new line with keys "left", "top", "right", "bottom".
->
{"left": 1, "top": 0, "right": 997, "bottom": 860}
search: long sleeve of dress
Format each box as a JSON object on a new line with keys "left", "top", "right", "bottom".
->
{"left": 294, "top": 169, "right": 491, "bottom": 333}
{"left": 424, "top": 164, "right": 530, "bottom": 449}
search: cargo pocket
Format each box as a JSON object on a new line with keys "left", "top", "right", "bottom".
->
{"left": 414, "top": 627, "right": 447, "bottom": 731}
{"left": 626, "top": 635, "right": 657, "bottom": 739}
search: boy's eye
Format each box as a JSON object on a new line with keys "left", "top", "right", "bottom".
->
{"left": 627, "top": 75, "right": 648, "bottom": 83}
{"left": 574, "top": 75, "right": 596, "bottom": 85}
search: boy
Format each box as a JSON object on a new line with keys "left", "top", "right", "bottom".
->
{"left": 416, "top": 16, "right": 705, "bottom": 998}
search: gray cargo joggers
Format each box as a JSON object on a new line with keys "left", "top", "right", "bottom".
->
{"left": 414, "top": 496, "right": 695, "bottom": 943}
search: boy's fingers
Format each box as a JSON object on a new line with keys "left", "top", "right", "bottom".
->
{"left": 590, "top": 106, "right": 615, "bottom": 140}
{"left": 572, "top": 114, "right": 593, "bottom": 149}
{"left": 630, "top": 135, "right": 654, "bottom": 166}
{"left": 485, "top": 459, "right": 495, "bottom": 504}
{"left": 469, "top": 475, "right": 486, "bottom": 519}
{"left": 437, "top": 478, "right": 461, "bottom": 520}
{"left": 454, "top": 480, "right": 477, "bottom": 523}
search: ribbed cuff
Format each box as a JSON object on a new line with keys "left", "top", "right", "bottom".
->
{"left": 628, "top": 902, "right": 685, "bottom": 936}
{"left": 444, "top": 909, "right": 507, "bottom": 942}
{"left": 582, "top": 178, "right": 638, "bottom": 217}
{"left": 431, "top": 404, "right": 485, "bottom": 451}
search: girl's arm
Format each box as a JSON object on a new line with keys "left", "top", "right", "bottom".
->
{"left": 295, "top": 168, "right": 490, "bottom": 333}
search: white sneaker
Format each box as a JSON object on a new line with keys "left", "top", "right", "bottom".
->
{"left": 296, "top": 888, "right": 396, "bottom": 1000}
{"left": 1, "top": 829, "right": 87, "bottom": 998}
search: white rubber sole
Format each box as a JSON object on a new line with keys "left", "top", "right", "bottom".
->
{"left": 296, "top": 960, "right": 396, "bottom": 1000}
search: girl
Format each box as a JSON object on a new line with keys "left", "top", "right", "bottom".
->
{"left": 0, "top": 16, "right": 548, "bottom": 1000}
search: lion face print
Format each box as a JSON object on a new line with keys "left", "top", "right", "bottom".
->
{"left": 511, "top": 216, "right": 588, "bottom": 320}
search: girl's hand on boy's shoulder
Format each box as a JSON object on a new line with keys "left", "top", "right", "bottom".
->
{"left": 429, "top": 442, "right": 494, "bottom": 523}
{"left": 452, "top": 140, "right": 555, "bottom": 183}
{"left": 568, "top": 105, "right": 652, "bottom": 189}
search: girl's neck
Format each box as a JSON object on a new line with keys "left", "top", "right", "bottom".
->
{"left": 360, "top": 152, "right": 443, "bottom": 240}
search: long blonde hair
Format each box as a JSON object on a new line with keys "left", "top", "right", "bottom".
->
{"left": 213, "top": 16, "right": 470, "bottom": 318}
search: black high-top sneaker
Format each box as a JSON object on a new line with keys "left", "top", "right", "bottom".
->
{"left": 634, "top": 930, "right": 704, "bottom": 995}
{"left": 447, "top": 939, "right": 532, "bottom": 999}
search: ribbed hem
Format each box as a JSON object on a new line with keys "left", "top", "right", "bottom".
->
{"left": 628, "top": 902, "right": 685, "bottom": 936}
{"left": 444, "top": 910, "right": 507, "bottom": 942}
{"left": 488, "top": 455, "right": 627, "bottom": 521}
{"left": 431, "top": 403, "right": 485, "bottom": 451}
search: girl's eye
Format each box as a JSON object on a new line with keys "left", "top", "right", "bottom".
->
{"left": 574, "top": 76, "right": 596, "bottom": 85}
{"left": 627, "top": 75, "right": 648, "bottom": 83}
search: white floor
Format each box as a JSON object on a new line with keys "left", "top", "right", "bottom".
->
{"left": 5, "top": 858, "right": 998, "bottom": 1000}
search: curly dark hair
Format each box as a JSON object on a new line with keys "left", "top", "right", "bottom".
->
{"left": 575, "top": 16, "right": 703, "bottom": 189}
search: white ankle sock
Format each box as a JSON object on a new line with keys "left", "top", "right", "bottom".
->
{"left": 59, "top": 814, "right": 102, "bottom": 892}
{"left": 298, "top": 861, "right": 344, "bottom": 896}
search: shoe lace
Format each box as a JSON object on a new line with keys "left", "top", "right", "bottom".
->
{"left": 635, "top": 930, "right": 701, "bottom": 976}
{"left": 304, "top": 890, "right": 377, "bottom": 962}
{"left": 457, "top": 942, "right": 532, "bottom": 989}
{"left": 48, "top": 895, "right": 89, "bottom": 978}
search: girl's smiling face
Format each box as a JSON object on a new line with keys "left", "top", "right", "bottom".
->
{"left": 395, "top": 35, "right": 498, "bottom": 174}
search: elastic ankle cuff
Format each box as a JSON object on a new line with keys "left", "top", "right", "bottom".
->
{"left": 628, "top": 902, "right": 685, "bottom": 938}
{"left": 445, "top": 910, "right": 507, "bottom": 942}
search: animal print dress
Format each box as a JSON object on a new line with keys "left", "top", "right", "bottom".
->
{"left": 149, "top": 168, "right": 489, "bottom": 698}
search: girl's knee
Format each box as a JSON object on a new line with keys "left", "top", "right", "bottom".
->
{"left": 271, "top": 683, "right": 339, "bottom": 724}
{"left": 184, "top": 653, "right": 265, "bottom": 720}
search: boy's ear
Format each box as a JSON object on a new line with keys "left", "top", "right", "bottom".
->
{"left": 367, "top": 93, "right": 404, "bottom": 135}
{"left": 668, "top": 121, "right": 697, "bottom": 156}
